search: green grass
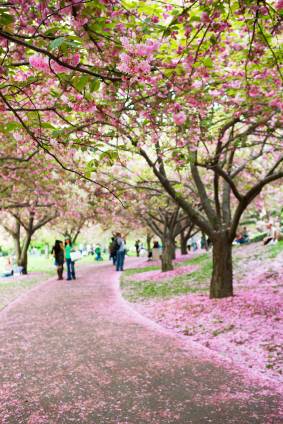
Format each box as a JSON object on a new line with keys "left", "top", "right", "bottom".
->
{"left": 27, "top": 255, "right": 55, "bottom": 276}
{"left": 123, "top": 264, "right": 160, "bottom": 276}
{"left": 267, "top": 240, "right": 283, "bottom": 258}
{"left": 27, "top": 253, "right": 111, "bottom": 274}
{"left": 0, "top": 253, "right": 101, "bottom": 312}
{"left": 121, "top": 239, "right": 283, "bottom": 303}
{"left": 121, "top": 253, "right": 212, "bottom": 301}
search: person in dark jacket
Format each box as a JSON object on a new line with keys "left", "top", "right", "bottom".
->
{"left": 109, "top": 236, "right": 118, "bottom": 265}
{"left": 51, "top": 240, "right": 65, "bottom": 280}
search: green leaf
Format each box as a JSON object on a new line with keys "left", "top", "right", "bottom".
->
{"left": 41, "top": 122, "right": 55, "bottom": 129}
{"left": 99, "top": 150, "right": 119, "bottom": 163}
{"left": 210, "top": 35, "right": 217, "bottom": 45}
{"left": 5, "top": 122, "right": 21, "bottom": 131}
{"left": 202, "top": 57, "right": 213, "bottom": 68}
{"left": 89, "top": 79, "right": 100, "bottom": 92}
{"left": 73, "top": 75, "right": 89, "bottom": 92}
{"left": 49, "top": 37, "right": 66, "bottom": 50}
{"left": 0, "top": 12, "right": 14, "bottom": 26}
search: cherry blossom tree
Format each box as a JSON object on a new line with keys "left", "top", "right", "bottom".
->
{"left": 0, "top": 149, "right": 77, "bottom": 273}
{"left": 74, "top": 0, "right": 282, "bottom": 298}
{"left": 0, "top": 1, "right": 281, "bottom": 298}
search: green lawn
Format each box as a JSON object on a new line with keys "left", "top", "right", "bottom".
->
{"left": 121, "top": 253, "right": 212, "bottom": 301}
{"left": 121, "top": 241, "right": 283, "bottom": 302}
{"left": 267, "top": 240, "right": 283, "bottom": 258}
{"left": 0, "top": 253, "right": 104, "bottom": 312}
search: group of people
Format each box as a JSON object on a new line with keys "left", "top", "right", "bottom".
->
{"left": 235, "top": 226, "right": 250, "bottom": 244}
{"left": 134, "top": 240, "right": 161, "bottom": 261}
{"left": 51, "top": 238, "right": 76, "bottom": 281}
{"left": 109, "top": 233, "right": 126, "bottom": 271}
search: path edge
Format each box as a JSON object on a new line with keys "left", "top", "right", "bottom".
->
{"left": 115, "top": 270, "right": 283, "bottom": 399}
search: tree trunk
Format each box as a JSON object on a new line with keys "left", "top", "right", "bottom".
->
{"left": 18, "top": 251, "right": 28, "bottom": 275}
{"left": 210, "top": 235, "right": 233, "bottom": 298}
{"left": 180, "top": 231, "right": 188, "bottom": 255}
{"left": 13, "top": 234, "right": 21, "bottom": 264}
{"left": 72, "top": 228, "right": 81, "bottom": 245}
{"left": 171, "top": 242, "right": 176, "bottom": 260}
{"left": 18, "top": 232, "right": 32, "bottom": 274}
{"left": 146, "top": 233, "right": 152, "bottom": 252}
{"left": 161, "top": 239, "right": 174, "bottom": 272}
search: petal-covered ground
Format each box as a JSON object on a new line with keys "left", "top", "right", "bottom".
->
{"left": 131, "top": 265, "right": 199, "bottom": 282}
{"left": 124, "top": 244, "right": 283, "bottom": 393}
{"left": 0, "top": 261, "right": 282, "bottom": 423}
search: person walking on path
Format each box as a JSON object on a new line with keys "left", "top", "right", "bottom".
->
{"left": 116, "top": 233, "right": 126, "bottom": 271}
{"left": 95, "top": 244, "right": 103, "bottom": 261}
{"left": 65, "top": 238, "right": 76, "bottom": 280}
{"left": 51, "top": 240, "right": 65, "bottom": 280}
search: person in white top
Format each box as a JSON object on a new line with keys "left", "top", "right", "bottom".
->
{"left": 263, "top": 221, "right": 281, "bottom": 245}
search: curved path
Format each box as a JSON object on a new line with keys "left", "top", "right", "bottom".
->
{"left": 0, "top": 262, "right": 281, "bottom": 423}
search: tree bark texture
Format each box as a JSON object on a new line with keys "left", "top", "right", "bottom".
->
{"left": 210, "top": 234, "right": 233, "bottom": 298}
{"left": 180, "top": 231, "right": 188, "bottom": 255}
{"left": 161, "top": 239, "right": 174, "bottom": 272}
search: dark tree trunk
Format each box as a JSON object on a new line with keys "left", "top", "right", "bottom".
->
{"left": 210, "top": 234, "right": 233, "bottom": 299}
{"left": 13, "top": 235, "right": 21, "bottom": 264}
{"left": 72, "top": 228, "right": 81, "bottom": 245}
{"left": 161, "top": 239, "right": 174, "bottom": 272}
{"left": 18, "top": 233, "right": 32, "bottom": 275}
{"left": 171, "top": 243, "right": 176, "bottom": 260}
{"left": 180, "top": 231, "right": 188, "bottom": 255}
{"left": 146, "top": 233, "right": 152, "bottom": 252}
{"left": 18, "top": 252, "right": 28, "bottom": 275}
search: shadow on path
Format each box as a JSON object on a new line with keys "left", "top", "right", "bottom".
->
{"left": 0, "top": 262, "right": 281, "bottom": 423}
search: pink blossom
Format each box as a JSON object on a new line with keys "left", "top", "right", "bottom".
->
{"left": 137, "top": 60, "right": 151, "bottom": 74}
{"left": 51, "top": 61, "right": 67, "bottom": 73}
{"left": 29, "top": 55, "right": 49, "bottom": 72}
{"left": 276, "top": 0, "right": 283, "bottom": 10}
{"left": 173, "top": 111, "right": 186, "bottom": 125}
{"left": 201, "top": 12, "right": 210, "bottom": 23}
{"left": 151, "top": 16, "right": 159, "bottom": 23}
{"left": 270, "top": 99, "right": 282, "bottom": 109}
{"left": 70, "top": 53, "right": 80, "bottom": 66}
{"left": 249, "top": 86, "right": 261, "bottom": 97}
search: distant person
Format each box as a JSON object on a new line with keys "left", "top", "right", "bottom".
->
{"left": 109, "top": 236, "right": 118, "bottom": 265}
{"left": 116, "top": 233, "right": 126, "bottom": 271}
{"left": 263, "top": 222, "right": 281, "bottom": 245}
{"left": 235, "top": 227, "right": 249, "bottom": 244}
{"left": 152, "top": 241, "right": 160, "bottom": 261}
{"left": 65, "top": 238, "right": 76, "bottom": 280}
{"left": 191, "top": 236, "right": 198, "bottom": 251}
{"left": 0, "top": 257, "right": 14, "bottom": 278}
{"left": 200, "top": 235, "right": 208, "bottom": 250}
{"left": 242, "top": 227, "right": 249, "bottom": 243}
{"left": 139, "top": 244, "right": 146, "bottom": 257}
{"left": 95, "top": 244, "right": 103, "bottom": 261}
{"left": 135, "top": 240, "right": 140, "bottom": 257}
{"left": 51, "top": 240, "right": 65, "bottom": 280}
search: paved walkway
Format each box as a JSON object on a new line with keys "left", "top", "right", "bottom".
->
{"left": 0, "top": 262, "right": 281, "bottom": 423}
